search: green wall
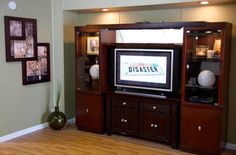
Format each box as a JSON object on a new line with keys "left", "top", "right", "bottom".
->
{"left": 75, "top": 4, "right": 236, "bottom": 143}
{"left": 63, "top": 11, "right": 77, "bottom": 119}
{"left": 0, "top": 0, "right": 52, "bottom": 136}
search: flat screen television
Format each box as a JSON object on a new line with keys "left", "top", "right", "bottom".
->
{"left": 114, "top": 48, "right": 180, "bottom": 97}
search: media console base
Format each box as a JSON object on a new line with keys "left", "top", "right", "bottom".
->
{"left": 114, "top": 90, "right": 166, "bottom": 99}
{"left": 106, "top": 92, "right": 180, "bottom": 148}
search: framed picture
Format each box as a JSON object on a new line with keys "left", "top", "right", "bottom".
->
{"left": 87, "top": 36, "right": 99, "bottom": 55}
{"left": 213, "top": 39, "right": 221, "bottom": 55}
{"left": 4, "top": 16, "right": 37, "bottom": 62}
{"left": 195, "top": 45, "right": 208, "bottom": 57}
{"left": 22, "top": 43, "right": 50, "bottom": 85}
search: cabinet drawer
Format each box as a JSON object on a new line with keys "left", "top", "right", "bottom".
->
{"left": 112, "top": 99, "right": 138, "bottom": 108}
{"left": 141, "top": 102, "right": 170, "bottom": 114}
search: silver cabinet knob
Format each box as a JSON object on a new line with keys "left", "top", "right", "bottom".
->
{"left": 154, "top": 124, "right": 158, "bottom": 128}
{"left": 122, "top": 102, "right": 126, "bottom": 105}
{"left": 152, "top": 106, "right": 157, "bottom": 110}
{"left": 197, "top": 125, "right": 202, "bottom": 131}
{"left": 186, "top": 64, "right": 190, "bottom": 69}
{"left": 121, "top": 118, "right": 124, "bottom": 122}
{"left": 150, "top": 123, "right": 154, "bottom": 127}
{"left": 124, "top": 119, "right": 127, "bottom": 123}
{"left": 86, "top": 109, "right": 89, "bottom": 113}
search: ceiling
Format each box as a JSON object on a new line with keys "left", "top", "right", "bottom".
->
{"left": 73, "top": 0, "right": 236, "bottom": 14}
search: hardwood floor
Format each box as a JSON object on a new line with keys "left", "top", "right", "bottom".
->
{"left": 0, "top": 124, "right": 235, "bottom": 155}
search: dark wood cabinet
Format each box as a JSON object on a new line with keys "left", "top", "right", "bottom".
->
{"left": 140, "top": 102, "right": 171, "bottom": 143}
{"left": 180, "top": 22, "right": 232, "bottom": 154}
{"left": 76, "top": 91, "right": 104, "bottom": 133}
{"left": 106, "top": 92, "right": 179, "bottom": 148}
{"left": 110, "top": 99, "right": 138, "bottom": 136}
{"left": 75, "top": 27, "right": 105, "bottom": 133}
{"left": 75, "top": 26, "right": 115, "bottom": 133}
{"left": 180, "top": 105, "right": 223, "bottom": 154}
{"left": 75, "top": 22, "right": 232, "bottom": 154}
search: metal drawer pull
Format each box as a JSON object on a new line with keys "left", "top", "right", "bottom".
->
{"left": 121, "top": 118, "right": 124, "bottom": 122}
{"left": 197, "top": 126, "right": 202, "bottom": 131}
{"left": 152, "top": 106, "right": 157, "bottom": 110}
{"left": 124, "top": 119, "right": 127, "bottom": 123}
{"left": 154, "top": 124, "right": 158, "bottom": 128}
{"left": 186, "top": 64, "right": 190, "bottom": 69}
{"left": 86, "top": 109, "right": 89, "bottom": 113}
{"left": 122, "top": 102, "right": 126, "bottom": 105}
{"left": 150, "top": 123, "right": 154, "bottom": 127}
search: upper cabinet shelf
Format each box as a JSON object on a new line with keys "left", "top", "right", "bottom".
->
{"left": 182, "top": 22, "right": 232, "bottom": 106}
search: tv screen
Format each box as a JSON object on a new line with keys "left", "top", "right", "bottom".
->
{"left": 114, "top": 48, "right": 173, "bottom": 92}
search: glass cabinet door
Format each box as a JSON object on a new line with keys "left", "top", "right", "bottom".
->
{"left": 76, "top": 31, "right": 100, "bottom": 92}
{"left": 184, "top": 28, "right": 222, "bottom": 105}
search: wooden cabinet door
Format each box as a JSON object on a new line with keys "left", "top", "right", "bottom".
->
{"left": 76, "top": 92, "right": 103, "bottom": 133}
{"left": 154, "top": 112, "right": 170, "bottom": 142}
{"left": 111, "top": 104, "right": 123, "bottom": 133}
{"left": 140, "top": 110, "right": 155, "bottom": 138}
{"left": 180, "top": 105, "right": 222, "bottom": 154}
{"left": 124, "top": 107, "right": 139, "bottom": 136}
{"left": 140, "top": 102, "right": 171, "bottom": 142}
{"left": 110, "top": 98, "right": 138, "bottom": 136}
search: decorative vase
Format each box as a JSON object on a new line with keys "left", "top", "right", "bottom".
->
{"left": 89, "top": 64, "right": 99, "bottom": 80}
{"left": 197, "top": 70, "right": 216, "bottom": 87}
{"left": 48, "top": 106, "right": 67, "bottom": 130}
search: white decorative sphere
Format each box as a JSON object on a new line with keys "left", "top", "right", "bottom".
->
{"left": 89, "top": 64, "right": 99, "bottom": 79}
{"left": 197, "top": 70, "right": 216, "bottom": 87}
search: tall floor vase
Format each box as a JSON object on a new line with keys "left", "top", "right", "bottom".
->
{"left": 48, "top": 106, "right": 67, "bottom": 130}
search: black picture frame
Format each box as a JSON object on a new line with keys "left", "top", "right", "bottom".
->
{"left": 22, "top": 43, "right": 50, "bottom": 85}
{"left": 4, "top": 16, "right": 37, "bottom": 62}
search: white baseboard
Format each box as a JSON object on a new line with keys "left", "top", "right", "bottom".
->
{"left": 0, "top": 117, "right": 75, "bottom": 143}
{"left": 226, "top": 143, "right": 236, "bottom": 150}
{"left": 0, "top": 122, "right": 48, "bottom": 143}
{"left": 67, "top": 117, "right": 75, "bottom": 124}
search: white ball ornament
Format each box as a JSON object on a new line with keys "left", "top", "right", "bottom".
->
{"left": 197, "top": 70, "right": 216, "bottom": 87}
{"left": 89, "top": 64, "right": 99, "bottom": 80}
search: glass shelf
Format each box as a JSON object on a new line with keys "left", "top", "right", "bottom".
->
{"left": 191, "top": 56, "right": 220, "bottom": 62}
{"left": 76, "top": 30, "right": 100, "bottom": 92}
{"left": 185, "top": 84, "right": 217, "bottom": 90}
{"left": 184, "top": 28, "right": 222, "bottom": 105}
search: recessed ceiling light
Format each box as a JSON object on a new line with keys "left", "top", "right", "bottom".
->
{"left": 200, "top": 1, "right": 209, "bottom": 5}
{"left": 101, "top": 8, "right": 109, "bottom": 12}
{"left": 8, "top": 1, "right": 17, "bottom": 10}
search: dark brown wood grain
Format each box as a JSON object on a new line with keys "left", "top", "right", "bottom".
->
{"left": 75, "top": 22, "right": 232, "bottom": 155}
{"left": 106, "top": 92, "right": 179, "bottom": 148}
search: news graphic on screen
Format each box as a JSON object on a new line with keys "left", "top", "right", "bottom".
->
{"left": 114, "top": 48, "right": 174, "bottom": 92}
{"left": 120, "top": 55, "right": 167, "bottom": 84}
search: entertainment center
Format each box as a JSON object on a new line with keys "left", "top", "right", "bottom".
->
{"left": 75, "top": 22, "right": 232, "bottom": 155}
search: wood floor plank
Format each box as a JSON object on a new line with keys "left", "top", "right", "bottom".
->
{"left": 0, "top": 124, "right": 235, "bottom": 155}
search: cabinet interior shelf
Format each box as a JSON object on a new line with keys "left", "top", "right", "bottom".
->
{"left": 191, "top": 56, "right": 221, "bottom": 62}
{"left": 183, "top": 102, "right": 220, "bottom": 108}
{"left": 186, "top": 31, "right": 221, "bottom": 36}
{"left": 185, "top": 84, "right": 217, "bottom": 90}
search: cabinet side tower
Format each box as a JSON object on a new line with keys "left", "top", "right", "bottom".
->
{"left": 180, "top": 22, "right": 232, "bottom": 155}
